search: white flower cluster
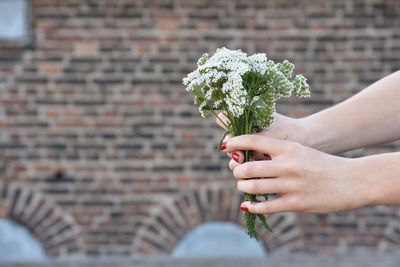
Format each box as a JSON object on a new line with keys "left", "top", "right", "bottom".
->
{"left": 183, "top": 47, "right": 310, "bottom": 121}
{"left": 183, "top": 47, "right": 270, "bottom": 118}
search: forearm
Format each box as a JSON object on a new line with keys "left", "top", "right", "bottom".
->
{"left": 352, "top": 152, "right": 400, "bottom": 207}
{"left": 300, "top": 71, "right": 400, "bottom": 154}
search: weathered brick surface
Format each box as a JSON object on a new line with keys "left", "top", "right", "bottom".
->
{"left": 0, "top": 0, "right": 399, "bottom": 257}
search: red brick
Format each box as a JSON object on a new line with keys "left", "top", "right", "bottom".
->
{"left": 0, "top": 0, "right": 399, "bottom": 258}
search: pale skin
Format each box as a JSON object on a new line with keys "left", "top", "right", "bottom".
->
{"left": 218, "top": 70, "right": 400, "bottom": 214}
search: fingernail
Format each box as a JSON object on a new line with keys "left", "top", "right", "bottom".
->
{"left": 219, "top": 142, "right": 226, "bottom": 151}
{"left": 232, "top": 152, "right": 239, "bottom": 163}
{"left": 263, "top": 153, "right": 269, "bottom": 157}
{"left": 240, "top": 203, "right": 249, "bottom": 212}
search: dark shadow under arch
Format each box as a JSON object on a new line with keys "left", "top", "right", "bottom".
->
{"left": 133, "top": 184, "right": 304, "bottom": 255}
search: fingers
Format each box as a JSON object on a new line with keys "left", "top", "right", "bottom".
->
{"left": 216, "top": 113, "right": 229, "bottom": 130}
{"left": 221, "top": 134, "right": 270, "bottom": 162}
{"left": 226, "top": 134, "right": 287, "bottom": 156}
{"left": 231, "top": 151, "right": 244, "bottom": 163}
{"left": 241, "top": 197, "right": 294, "bottom": 214}
{"left": 221, "top": 135, "right": 244, "bottom": 163}
{"left": 232, "top": 160, "right": 282, "bottom": 179}
{"left": 228, "top": 152, "right": 268, "bottom": 170}
{"left": 237, "top": 178, "right": 293, "bottom": 194}
{"left": 228, "top": 159, "right": 240, "bottom": 170}
{"left": 228, "top": 151, "right": 269, "bottom": 161}
{"left": 220, "top": 134, "right": 232, "bottom": 152}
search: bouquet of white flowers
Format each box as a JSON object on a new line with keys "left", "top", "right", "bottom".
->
{"left": 183, "top": 47, "right": 310, "bottom": 239}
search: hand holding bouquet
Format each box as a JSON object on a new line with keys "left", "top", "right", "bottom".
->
{"left": 183, "top": 47, "right": 310, "bottom": 239}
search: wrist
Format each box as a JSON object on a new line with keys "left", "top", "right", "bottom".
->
{"left": 295, "top": 116, "right": 333, "bottom": 153}
{"left": 347, "top": 157, "right": 382, "bottom": 207}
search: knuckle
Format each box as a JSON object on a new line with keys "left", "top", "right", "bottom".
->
{"left": 285, "top": 196, "right": 296, "bottom": 209}
{"left": 239, "top": 164, "right": 252, "bottom": 178}
{"left": 246, "top": 181, "right": 258, "bottom": 194}
{"left": 237, "top": 180, "right": 257, "bottom": 194}
{"left": 287, "top": 196, "right": 303, "bottom": 211}
{"left": 291, "top": 178, "right": 305, "bottom": 191}
{"left": 248, "top": 203, "right": 260, "bottom": 213}
{"left": 253, "top": 203, "right": 269, "bottom": 214}
{"left": 248, "top": 134, "right": 258, "bottom": 143}
{"left": 280, "top": 160, "right": 297, "bottom": 174}
{"left": 242, "top": 134, "right": 259, "bottom": 148}
{"left": 284, "top": 141, "right": 302, "bottom": 154}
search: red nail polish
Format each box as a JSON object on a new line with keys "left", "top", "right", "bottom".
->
{"left": 240, "top": 204, "right": 249, "bottom": 212}
{"left": 232, "top": 152, "right": 239, "bottom": 163}
{"left": 219, "top": 142, "right": 226, "bottom": 151}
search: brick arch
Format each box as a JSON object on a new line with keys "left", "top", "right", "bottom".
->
{"left": 0, "top": 182, "right": 83, "bottom": 257}
{"left": 133, "top": 184, "right": 304, "bottom": 255}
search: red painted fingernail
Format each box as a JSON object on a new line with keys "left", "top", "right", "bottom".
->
{"left": 232, "top": 152, "right": 239, "bottom": 163}
{"left": 219, "top": 142, "right": 226, "bottom": 151}
{"left": 240, "top": 204, "right": 249, "bottom": 212}
{"left": 263, "top": 153, "right": 269, "bottom": 157}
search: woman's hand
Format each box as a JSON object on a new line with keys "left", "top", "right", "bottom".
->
{"left": 217, "top": 112, "right": 306, "bottom": 143}
{"left": 217, "top": 112, "right": 310, "bottom": 160}
{"left": 221, "top": 134, "right": 373, "bottom": 214}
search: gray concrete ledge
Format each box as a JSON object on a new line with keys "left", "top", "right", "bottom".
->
{"left": 2, "top": 253, "right": 400, "bottom": 267}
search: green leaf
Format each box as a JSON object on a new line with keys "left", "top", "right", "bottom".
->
{"left": 257, "top": 214, "right": 273, "bottom": 233}
{"left": 244, "top": 211, "right": 259, "bottom": 240}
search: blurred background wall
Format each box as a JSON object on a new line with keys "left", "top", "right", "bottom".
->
{"left": 0, "top": 0, "right": 399, "bottom": 261}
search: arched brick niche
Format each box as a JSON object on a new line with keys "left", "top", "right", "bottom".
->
{"left": 133, "top": 184, "right": 304, "bottom": 255}
{"left": 0, "top": 182, "right": 83, "bottom": 257}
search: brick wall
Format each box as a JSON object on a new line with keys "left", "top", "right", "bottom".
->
{"left": 0, "top": 0, "right": 399, "bottom": 257}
